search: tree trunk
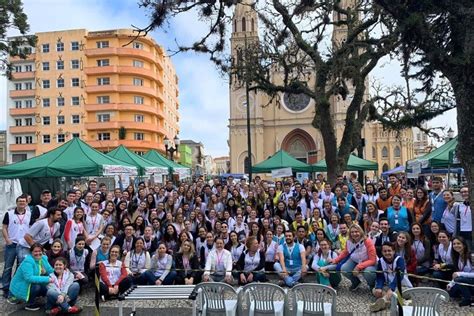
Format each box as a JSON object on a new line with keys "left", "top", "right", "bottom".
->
{"left": 449, "top": 72, "right": 474, "bottom": 245}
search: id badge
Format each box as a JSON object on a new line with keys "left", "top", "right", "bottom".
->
{"left": 289, "top": 260, "right": 294, "bottom": 265}
{"left": 394, "top": 219, "right": 399, "bottom": 225}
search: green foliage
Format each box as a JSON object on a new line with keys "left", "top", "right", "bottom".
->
{"left": 0, "top": 0, "right": 36, "bottom": 76}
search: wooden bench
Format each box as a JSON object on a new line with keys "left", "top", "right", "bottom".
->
{"left": 117, "top": 285, "right": 196, "bottom": 316}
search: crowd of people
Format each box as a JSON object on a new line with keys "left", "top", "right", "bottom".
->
{"left": 1, "top": 173, "right": 472, "bottom": 314}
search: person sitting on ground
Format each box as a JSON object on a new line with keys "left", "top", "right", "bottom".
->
{"left": 68, "top": 235, "right": 89, "bottom": 291}
{"left": 46, "top": 239, "right": 69, "bottom": 268}
{"left": 46, "top": 257, "right": 82, "bottom": 315}
{"left": 370, "top": 242, "right": 412, "bottom": 313}
{"left": 174, "top": 240, "right": 200, "bottom": 285}
{"left": 124, "top": 237, "right": 151, "bottom": 285}
{"left": 274, "top": 230, "right": 307, "bottom": 287}
{"left": 311, "top": 238, "right": 340, "bottom": 288}
{"left": 202, "top": 237, "right": 233, "bottom": 284}
{"left": 8, "top": 243, "right": 54, "bottom": 311}
{"left": 447, "top": 236, "right": 473, "bottom": 307}
{"left": 235, "top": 236, "right": 266, "bottom": 285}
{"left": 142, "top": 243, "right": 177, "bottom": 285}
{"left": 98, "top": 245, "right": 132, "bottom": 301}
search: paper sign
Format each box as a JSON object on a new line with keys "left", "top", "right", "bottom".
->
{"left": 271, "top": 167, "right": 293, "bottom": 178}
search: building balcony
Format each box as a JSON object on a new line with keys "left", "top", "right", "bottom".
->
{"left": 9, "top": 89, "right": 35, "bottom": 98}
{"left": 11, "top": 71, "right": 35, "bottom": 80}
{"left": 85, "top": 103, "right": 164, "bottom": 119}
{"left": 88, "top": 139, "right": 165, "bottom": 151}
{"left": 85, "top": 121, "right": 165, "bottom": 135}
{"left": 10, "top": 125, "right": 37, "bottom": 134}
{"left": 84, "top": 47, "right": 163, "bottom": 69}
{"left": 10, "top": 54, "right": 36, "bottom": 62}
{"left": 9, "top": 143, "right": 36, "bottom": 152}
{"left": 9, "top": 107, "right": 37, "bottom": 116}
{"left": 85, "top": 85, "right": 163, "bottom": 101}
{"left": 84, "top": 65, "right": 163, "bottom": 85}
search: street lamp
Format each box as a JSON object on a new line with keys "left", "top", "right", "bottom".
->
{"left": 164, "top": 135, "right": 180, "bottom": 161}
{"left": 447, "top": 127, "right": 454, "bottom": 141}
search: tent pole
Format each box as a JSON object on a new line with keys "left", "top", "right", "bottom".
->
{"left": 447, "top": 162, "right": 451, "bottom": 190}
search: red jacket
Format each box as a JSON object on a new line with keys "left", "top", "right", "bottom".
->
{"left": 99, "top": 261, "right": 128, "bottom": 287}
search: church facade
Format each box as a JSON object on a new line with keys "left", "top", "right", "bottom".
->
{"left": 228, "top": 2, "right": 414, "bottom": 175}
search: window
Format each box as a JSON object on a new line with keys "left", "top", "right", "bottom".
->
{"left": 42, "top": 62, "right": 50, "bottom": 71}
{"left": 25, "top": 136, "right": 33, "bottom": 144}
{"left": 43, "top": 116, "right": 50, "bottom": 125}
{"left": 12, "top": 154, "right": 27, "bottom": 162}
{"left": 15, "top": 136, "right": 22, "bottom": 144}
{"left": 372, "top": 147, "right": 376, "bottom": 159}
{"left": 97, "top": 96, "right": 110, "bottom": 104}
{"left": 56, "top": 42, "right": 64, "bottom": 52}
{"left": 57, "top": 78, "right": 65, "bottom": 88}
{"left": 72, "top": 133, "right": 80, "bottom": 138}
{"left": 25, "top": 100, "right": 33, "bottom": 108}
{"left": 134, "top": 96, "right": 144, "bottom": 104}
{"left": 25, "top": 65, "right": 32, "bottom": 72}
{"left": 24, "top": 82, "right": 32, "bottom": 90}
{"left": 14, "top": 101, "right": 22, "bottom": 108}
{"left": 71, "top": 96, "right": 80, "bottom": 106}
{"left": 98, "top": 133, "right": 110, "bottom": 141}
{"left": 97, "top": 114, "right": 110, "bottom": 122}
{"left": 71, "top": 115, "right": 80, "bottom": 124}
{"left": 57, "top": 115, "right": 65, "bottom": 125}
{"left": 132, "top": 60, "right": 144, "bottom": 68}
{"left": 43, "top": 135, "right": 50, "bottom": 144}
{"left": 135, "top": 151, "right": 145, "bottom": 156}
{"left": 394, "top": 146, "right": 401, "bottom": 158}
{"left": 42, "top": 80, "right": 50, "bottom": 89}
{"left": 25, "top": 118, "right": 32, "bottom": 126}
{"left": 71, "top": 78, "right": 80, "bottom": 87}
{"left": 14, "top": 65, "right": 22, "bottom": 72}
{"left": 71, "top": 59, "right": 80, "bottom": 69}
{"left": 14, "top": 83, "right": 22, "bottom": 90}
{"left": 15, "top": 119, "right": 22, "bottom": 126}
{"left": 57, "top": 134, "right": 65, "bottom": 143}
{"left": 133, "top": 78, "right": 143, "bottom": 86}
{"left": 382, "top": 146, "right": 388, "bottom": 158}
{"left": 134, "top": 132, "right": 144, "bottom": 140}
{"left": 56, "top": 60, "right": 64, "bottom": 70}
{"left": 242, "top": 17, "right": 246, "bottom": 31}
{"left": 97, "top": 59, "right": 109, "bottom": 67}
{"left": 42, "top": 98, "right": 50, "bottom": 107}
{"left": 97, "top": 77, "right": 110, "bottom": 85}
{"left": 134, "top": 114, "right": 144, "bottom": 122}
{"left": 57, "top": 97, "right": 65, "bottom": 107}
{"left": 42, "top": 43, "right": 50, "bottom": 53}
{"left": 96, "top": 41, "right": 109, "bottom": 48}
{"left": 133, "top": 42, "right": 143, "bottom": 49}
{"left": 71, "top": 41, "right": 79, "bottom": 51}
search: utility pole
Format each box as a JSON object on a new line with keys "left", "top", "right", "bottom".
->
{"left": 244, "top": 35, "right": 253, "bottom": 183}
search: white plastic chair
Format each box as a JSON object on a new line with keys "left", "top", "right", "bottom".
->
{"left": 291, "top": 283, "right": 337, "bottom": 316}
{"left": 191, "top": 282, "right": 238, "bottom": 316}
{"left": 238, "top": 283, "right": 287, "bottom": 316}
{"left": 389, "top": 287, "right": 449, "bottom": 316}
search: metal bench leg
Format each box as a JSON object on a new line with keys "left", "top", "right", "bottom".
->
{"left": 119, "top": 300, "right": 123, "bottom": 316}
{"left": 192, "top": 299, "right": 196, "bottom": 316}
{"left": 133, "top": 300, "right": 136, "bottom": 314}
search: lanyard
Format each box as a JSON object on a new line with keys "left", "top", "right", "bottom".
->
{"left": 90, "top": 215, "right": 98, "bottom": 231}
{"left": 55, "top": 274, "right": 64, "bottom": 290}
{"left": 183, "top": 256, "right": 190, "bottom": 270}
{"left": 216, "top": 250, "right": 224, "bottom": 266}
{"left": 49, "top": 225, "right": 55, "bottom": 239}
{"left": 16, "top": 213, "right": 26, "bottom": 225}
{"left": 432, "top": 191, "right": 443, "bottom": 204}
{"left": 132, "top": 251, "right": 143, "bottom": 270}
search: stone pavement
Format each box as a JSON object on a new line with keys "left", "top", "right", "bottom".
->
{"left": 0, "top": 258, "right": 470, "bottom": 316}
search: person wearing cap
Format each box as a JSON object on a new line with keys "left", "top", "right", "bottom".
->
{"left": 30, "top": 190, "right": 52, "bottom": 224}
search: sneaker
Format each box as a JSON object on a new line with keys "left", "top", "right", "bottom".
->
{"left": 277, "top": 280, "right": 286, "bottom": 287}
{"left": 349, "top": 279, "right": 361, "bottom": 291}
{"left": 7, "top": 297, "right": 20, "bottom": 305}
{"left": 67, "top": 306, "right": 83, "bottom": 314}
{"left": 101, "top": 295, "right": 106, "bottom": 302}
{"left": 459, "top": 300, "right": 472, "bottom": 307}
{"left": 46, "top": 307, "right": 61, "bottom": 316}
{"left": 24, "top": 303, "right": 41, "bottom": 311}
{"left": 370, "top": 298, "right": 387, "bottom": 312}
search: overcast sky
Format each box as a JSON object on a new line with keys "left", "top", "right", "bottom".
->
{"left": 0, "top": 0, "right": 457, "bottom": 157}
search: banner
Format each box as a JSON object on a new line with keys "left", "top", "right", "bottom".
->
{"left": 144, "top": 166, "right": 168, "bottom": 175}
{"left": 103, "top": 165, "right": 138, "bottom": 176}
{"left": 271, "top": 167, "right": 293, "bottom": 178}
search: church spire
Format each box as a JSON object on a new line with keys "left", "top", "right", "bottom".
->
{"left": 231, "top": 0, "right": 258, "bottom": 38}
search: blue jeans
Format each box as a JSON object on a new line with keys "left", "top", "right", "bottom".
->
{"left": 28, "top": 284, "right": 48, "bottom": 304}
{"left": 142, "top": 270, "right": 177, "bottom": 285}
{"left": 340, "top": 258, "right": 376, "bottom": 289}
{"left": 16, "top": 245, "right": 30, "bottom": 265}
{"left": 449, "top": 276, "right": 474, "bottom": 303}
{"left": 274, "top": 262, "right": 302, "bottom": 287}
{"left": 1, "top": 243, "right": 18, "bottom": 291}
{"left": 46, "top": 282, "right": 80, "bottom": 310}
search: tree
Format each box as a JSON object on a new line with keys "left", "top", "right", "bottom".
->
{"left": 137, "top": 0, "right": 404, "bottom": 183}
{"left": 372, "top": 0, "right": 474, "bottom": 243}
{"left": 0, "top": 0, "right": 36, "bottom": 77}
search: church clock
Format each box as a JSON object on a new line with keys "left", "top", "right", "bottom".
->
{"left": 283, "top": 92, "right": 311, "bottom": 112}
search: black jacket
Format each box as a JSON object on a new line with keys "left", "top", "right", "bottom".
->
{"left": 235, "top": 250, "right": 266, "bottom": 273}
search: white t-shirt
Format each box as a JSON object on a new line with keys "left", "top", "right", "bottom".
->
{"left": 19, "top": 218, "right": 60, "bottom": 247}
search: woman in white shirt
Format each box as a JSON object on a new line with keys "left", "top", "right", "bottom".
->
{"left": 447, "top": 236, "right": 474, "bottom": 307}
{"left": 202, "top": 237, "right": 233, "bottom": 284}
{"left": 142, "top": 243, "right": 176, "bottom": 285}
{"left": 124, "top": 238, "right": 151, "bottom": 285}
{"left": 311, "top": 239, "right": 340, "bottom": 288}
{"left": 432, "top": 230, "right": 453, "bottom": 288}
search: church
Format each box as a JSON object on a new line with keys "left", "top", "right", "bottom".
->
{"left": 228, "top": 1, "right": 414, "bottom": 175}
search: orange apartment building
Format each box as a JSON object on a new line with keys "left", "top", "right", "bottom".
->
{"left": 7, "top": 28, "right": 180, "bottom": 163}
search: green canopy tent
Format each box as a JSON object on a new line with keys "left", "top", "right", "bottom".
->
{"left": 251, "top": 150, "right": 313, "bottom": 173}
{"left": 0, "top": 137, "right": 138, "bottom": 179}
{"left": 143, "top": 150, "right": 191, "bottom": 177}
{"left": 107, "top": 145, "right": 168, "bottom": 176}
{"left": 312, "top": 154, "right": 379, "bottom": 172}
{"left": 407, "top": 136, "right": 459, "bottom": 169}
